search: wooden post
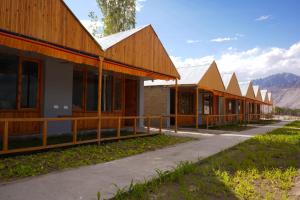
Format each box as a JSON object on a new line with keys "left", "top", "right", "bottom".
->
{"left": 206, "top": 116, "right": 208, "bottom": 129}
{"left": 117, "top": 117, "right": 121, "bottom": 138}
{"left": 175, "top": 79, "right": 178, "bottom": 133}
{"left": 3, "top": 121, "right": 8, "bottom": 152}
{"left": 159, "top": 116, "right": 163, "bottom": 134}
{"left": 196, "top": 87, "right": 199, "bottom": 129}
{"left": 133, "top": 118, "right": 137, "bottom": 135}
{"left": 73, "top": 119, "right": 77, "bottom": 144}
{"left": 147, "top": 117, "right": 150, "bottom": 134}
{"left": 97, "top": 57, "right": 104, "bottom": 145}
{"left": 42, "top": 120, "right": 47, "bottom": 146}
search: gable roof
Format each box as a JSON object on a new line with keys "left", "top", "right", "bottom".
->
{"left": 222, "top": 72, "right": 242, "bottom": 96}
{"left": 240, "top": 81, "right": 256, "bottom": 99}
{"left": 260, "top": 90, "right": 268, "bottom": 103}
{"left": 0, "top": 0, "right": 103, "bottom": 56}
{"left": 253, "top": 85, "right": 263, "bottom": 101}
{"left": 145, "top": 61, "right": 225, "bottom": 92}
{"left": 267, "top": 92, "right": 273, "bottom": 104}
{"left": 98, "top": 25, "right": 180, "bottom": 79}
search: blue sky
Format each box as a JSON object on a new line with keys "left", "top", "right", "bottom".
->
{"left": 65, "top": 0, "right": 300, "bottom": 80}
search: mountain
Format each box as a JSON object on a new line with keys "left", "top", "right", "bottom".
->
{"left": 253, "top": 73, "right": 300, "bottom": 109}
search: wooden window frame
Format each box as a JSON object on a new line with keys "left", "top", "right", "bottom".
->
{"left": 73, "top": 67, "right": 124, "bottom": 114}
{"left": 0, "top": 55, "right": 42, "bottom": 112}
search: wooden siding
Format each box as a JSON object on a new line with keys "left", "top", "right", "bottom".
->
{"left": 0, "top": 0, "right": 102, "bottom": 56}
{"left": 198, "top": 61, "right": 225, "bottom": 92}
{"left": 255, "top": 88, "right": 263, "bottom": 102}
{"left": 226, "top": 73, "right": 242, "bottom": 96}
{"left": 104, "top": 25, "right": 180, "bottom": 79}
{"left": 245, "top": 82, "right": 256, "bottom": 100}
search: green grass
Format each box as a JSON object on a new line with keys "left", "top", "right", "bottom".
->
{"left": 248, "top": 119, "right": 281, "bottom": 125}
{"left": 0, "top": 135, "right": 194, "bottom": 182}
{"left": 112, "top": 121, "right": 300, "bottom": 200}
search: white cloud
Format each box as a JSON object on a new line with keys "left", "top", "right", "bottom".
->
{"left": 255, "top": 15, "right": 271, "bottom": 21}
{"left": 210, "top": 37, "right": 238, "bottom": 43}
{"left": 171, "top": 41, "right": 300, "bottom": 82}
{"left": 136, "top": 0, "right": 147, "bottom": 12}
{"left": 186, "top": 39, "right": 200, "bottom": 44}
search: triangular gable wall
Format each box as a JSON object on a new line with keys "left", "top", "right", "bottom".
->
{"left": 226, "top": 73, "right": 242, "bottom": 96}
{"left": 0, "top": 0, "right": 102, "bottom": 56}
{"left": 256, "top": 88, "right": 263, "bottom": 102}
{"left": 246, "top": 82, "right": 256, "bottom": 99}
{"left": 198, "top": 61, "right": 225, "bottom": 92}
{"left": 103, "top": 25, "right": 180, "bottom": 79}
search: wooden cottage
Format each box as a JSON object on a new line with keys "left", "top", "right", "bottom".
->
{"left": 239, "top": 81, "right": 256, "bottom": 120}
{"left": 0, "top": 0, "right": 179, "bottom": 154}
{"left": 253, "top": 85, "right": 263, "bottom": 116}
{"left": 221, "top": 73, "right": 243, "bottom": 117}
{"left": 144, "top": 61, "right": 226, "bottom": 128}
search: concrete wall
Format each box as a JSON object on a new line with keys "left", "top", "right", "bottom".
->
{"left": 144, "top": 86, "right": 170, "bottom": 127}
{"left": 43, "top": 58, "right": 73, "bottom": 135}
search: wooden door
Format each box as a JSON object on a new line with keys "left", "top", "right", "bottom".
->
{"left": 125, "top": 79, "right": 137, "bottom": 125}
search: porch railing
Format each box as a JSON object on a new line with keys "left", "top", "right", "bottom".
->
{"left": 0, "top": 113, "right": 273, "bottom": 155}
{"left": 0, "top": 115, "right": 164, "bottom": 155}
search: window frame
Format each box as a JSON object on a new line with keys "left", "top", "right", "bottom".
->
{"left": 72, "top": 67, "right": 124, "bottom": 114}
{"left": 0, "top": 55, "right": 42, "bottom": 112}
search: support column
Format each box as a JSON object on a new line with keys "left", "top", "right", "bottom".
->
{"left": 97, "top": 57, "right": 104, "bottom": 145}
{"left": 175, "top": 79, "right": 178, "bottom": 133}
{"left": 196, "top": 87, "right": 199, "bottom": 128}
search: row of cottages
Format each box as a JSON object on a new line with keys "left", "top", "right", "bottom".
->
{"left": 0, "top": 0, "right": 180, "bottom": 153}
{"left": 144, "top": 61, "right": 273, "bottom": 128}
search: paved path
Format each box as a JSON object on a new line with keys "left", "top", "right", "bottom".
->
{"left": 0, "top": 121, "right": 290, "bottom": 200}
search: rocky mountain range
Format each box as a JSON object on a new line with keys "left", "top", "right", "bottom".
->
{"left": 253, "top": 73, "right": 300, "bottom": 109}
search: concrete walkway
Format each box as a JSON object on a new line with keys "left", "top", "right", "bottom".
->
{"left": 0, "top": 121, "right": 290, "bottom": 200}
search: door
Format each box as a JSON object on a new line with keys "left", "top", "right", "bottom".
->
{"left": 125, "top": 79, "right": 137, "bottom": 126}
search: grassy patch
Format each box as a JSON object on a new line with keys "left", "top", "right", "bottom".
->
{"left": 0, "top": 135, "right": 194, "bottom": 182}
{"left": 248, "top": 119, "right": 281, "bottom": 125}
{"left": 112, "top": 121, "right": 300, "bottom": 200}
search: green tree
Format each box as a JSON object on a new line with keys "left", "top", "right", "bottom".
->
{"left": 95, "top": 0, "right": 136, "bottom": 36}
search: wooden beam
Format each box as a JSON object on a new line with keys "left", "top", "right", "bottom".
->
{"left": 42, "top": 120, "right": 47, "bottom": 146}
{"left": 196, "top": 87, "right": 199, "bottom": 129}
{"left": 3, "top": 121, "right": 9, "bottom": 152}
{"left": 73, "top": 119, "right": 78, "bottom": 144}
{"left": 175, "top": 79, "right": 178, "bottom": 133}
{"left": 97, "top": 57, "right": 104, "bottom": 145}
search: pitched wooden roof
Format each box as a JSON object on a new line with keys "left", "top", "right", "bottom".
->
{"left": 144, "top": 61, "right": 225, "bottom": 92}
{"left": 98, "top": 25, "right": 180, "bottom": 79}
{"left": 240, "top": 81, "right": 256, "bottom": 99}
{"left": 222, "top": 73, "right": 242, "bottom": 96}
{"left": 261, "top": 90, "right": 268, "bottom": 103}
{"left": 267, "top": 92, "right": 273, "bottom": 104}
{"left": 253, "top": 85, "right": 263, "bottom": 102}
{"left": 0, "top": 0, "right": 103, "bottom": 57}
{"left": 198, "top": 61, "right": 225, "bottom": 92}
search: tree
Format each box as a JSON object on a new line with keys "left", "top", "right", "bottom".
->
{"left": 88, "top": 11, "right": 102, "bottom": 38}
{"left": 95, "top": 0, "right": 136, "bottom": 36}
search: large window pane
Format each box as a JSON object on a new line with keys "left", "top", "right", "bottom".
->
{"left": 72, "top": 70, "right": 84, "bottom": 110}
{"left": 86, "top": 71, "right": 98, "bottom": 111}
{"left": 114, "top": 78, "right": 122, "bottom": 111}
{"left": 21, "top": 60, "right": 39, "bottom": 108}
{"left": 180, "top": 92, "right": 194, "bottom": 114}
{"left": 203, "top": 94, "right": 211, "bottom": 115}
{"left": 101, "top": 74, "right": 112, "bottom": 112}
{"left": 0, "top": 54, "right": 18, "bottom": 109}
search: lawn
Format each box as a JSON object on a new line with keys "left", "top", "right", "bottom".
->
{"left": 112, "top": 121, "right": 300, "bottom": 200}
{"left": 0, "top": 135, "right": 194, "bottom": 182}
{"left": 208, "top": 124, "right": 254, "bottom": 132}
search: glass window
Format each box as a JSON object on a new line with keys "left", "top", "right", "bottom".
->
{"left": 72, "top": 70, "right": 84, "bottom": 110}
{"left": 203, "top": 94, "right": 211, "bottom": 115}
{"left": 101, "top": 74, "right": 113, "bottom": 112}
{"left": 0, "top": 54, "right": 18, "bottom": 109}
{"left": 86, "top": 71, "right": 98, "bottom": 111}
{"left": 114, "top": 78, "right": 122, "bottom": 111}
{"left": 21, "top": 60, "right": 39, "bottom": 108}
{"left": 180, "top": 92, "right": 194, "bottom": 114}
